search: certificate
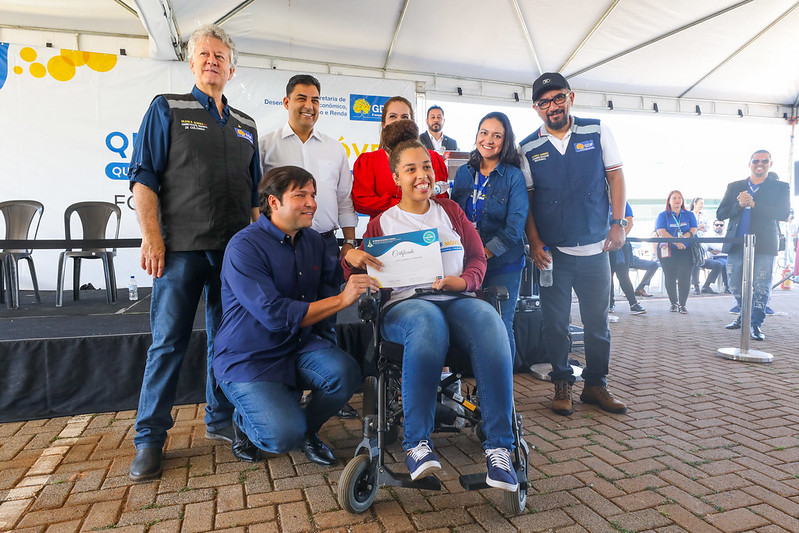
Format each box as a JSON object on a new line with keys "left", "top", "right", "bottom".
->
{"left": 364, "top": 229, "right": 444, "bottom": 288}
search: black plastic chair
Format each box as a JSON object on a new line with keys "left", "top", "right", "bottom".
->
{"left": 56, "top": 202, "right": 121, "bottom": 307}
{"left": 0, "top": 200, "right": 44, "bottom": 309}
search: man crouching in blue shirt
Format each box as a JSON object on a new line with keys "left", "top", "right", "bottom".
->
{"left": 213, "top": 165, "right": 381, "bottom": 465}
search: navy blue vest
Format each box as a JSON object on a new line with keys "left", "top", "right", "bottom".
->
{"left": 159, "top": 93, "right": 257, "bottom": 251}
{"left": 520, "top": 117, "right": 609, "bottom": 246}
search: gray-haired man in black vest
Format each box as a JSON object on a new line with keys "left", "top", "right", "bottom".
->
{"left": 128, "top": 24, "right": 261, "bottom": 481}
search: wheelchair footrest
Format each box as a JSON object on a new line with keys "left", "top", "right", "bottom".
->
{"left": 459, "top": 473, "right": 490, "bottom": 490}
{"left": 378, "top": 465, "right": 442, "bottom": 490}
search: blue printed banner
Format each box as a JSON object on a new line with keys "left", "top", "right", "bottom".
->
{"left": 349, "top": 94, "right": 391, "bottom": 122}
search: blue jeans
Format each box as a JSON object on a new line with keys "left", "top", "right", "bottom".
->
{"left": 484, "top": 268, "right": 523, "bottom": 359}
{"left": 134, "top": 251, "right": 234, "bottom": 449}
{"left": 381, "top": 297, "right": 514, "bottom": 452}
{"left": 219, "top": 346, "right": 359, "bottom": 453}
{"left": 540, "top": 249, "right": 610, "bottom": 386}
{"left": 728, "top": 250, "right": 775, "bottom": 327}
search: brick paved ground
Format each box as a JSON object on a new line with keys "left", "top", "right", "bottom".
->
{"left": 1, "top": 289, "right": 798, "bottom": 532}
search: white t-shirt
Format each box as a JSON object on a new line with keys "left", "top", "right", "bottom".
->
{"left": 379, "top": 200, "right": 464, "bottom": 301}
{"left": 259, "top": 123, "right": 357, "bottom": 233}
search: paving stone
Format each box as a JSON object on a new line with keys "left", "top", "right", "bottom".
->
{"left": 17, "top": 505, "right": 90, "bottom": 528}
{"left": 705, "top": 507, "right": 770, "bottom": 532}
{"left": 277, "top": 501, "right": 310, "bottom": 533}
{"left": 410, "top": 507, "right": 473, "bottom": 529}
{"left": 79, "top": 499, "right": 123, "bottom": 532}
{"left": 28, "top": 482, "right": 73, "bottom": 511}
{"left": 373, "top": 501, "right": 414, "bottom": 532}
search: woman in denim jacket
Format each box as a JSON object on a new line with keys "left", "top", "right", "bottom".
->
{"left": 451, "top": 112, "right": 529, "bottom": 358}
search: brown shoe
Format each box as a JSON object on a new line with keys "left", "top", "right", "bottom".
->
{"left": 551, "top": 380, "right": 573, "bottom": 415}
{"left": 634, "top": 288, "right": 651, "bottom": 298}
{"left": 580, "top": 385, "right": 627, "bottom": 414}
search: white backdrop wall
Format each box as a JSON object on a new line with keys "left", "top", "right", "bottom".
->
{"left": 0, "top": 43, "right": 415, "bottom": 290}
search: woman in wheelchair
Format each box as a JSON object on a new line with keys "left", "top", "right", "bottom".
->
{"left": 343, "top": 140, "right": 518, "bottom": 492}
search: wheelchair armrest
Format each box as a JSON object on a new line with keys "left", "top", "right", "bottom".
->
{"left": 477, "top": 285, "right": 509, "bottom": 301}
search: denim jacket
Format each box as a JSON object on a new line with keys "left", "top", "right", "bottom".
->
{"left": 451, "top": 161, "right": 529, "bottom": 272}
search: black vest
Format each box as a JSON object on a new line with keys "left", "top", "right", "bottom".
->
{"left": 159, "top": 93, "right": 257, "bottom": 251}
{"left": 520, "top": 117, "right": 609, "bottom": 247}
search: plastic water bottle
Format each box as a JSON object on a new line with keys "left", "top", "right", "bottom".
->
{"left": 540, "top": 246, "right": 553, "bottom": 287}
{"left": 433, "top": 181, "right": 452, "bottom": 195}
{"left": 128, "top": 276, "right": 138, "bottom": 301}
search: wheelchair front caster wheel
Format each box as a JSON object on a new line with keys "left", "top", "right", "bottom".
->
{"left": 338, "top": 454, "right": 379, "bottom": 513}
{"left": 502, "top": 442, "right": 529, "bottom": 515}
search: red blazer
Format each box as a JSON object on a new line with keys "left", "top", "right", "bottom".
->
{"left": 352, "top": 149, "right": 449, "bottom": 219}
{"left": 342, "top": 198, "right": 486, "bottom": 292}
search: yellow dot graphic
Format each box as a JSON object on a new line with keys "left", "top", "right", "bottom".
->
{"left": 60, "top": 49, "right": 88, "bottom": 67}
{"left": 30, "top": 63, "right": 46, "bottom": 78}
{"left": 85, "top": 52, "right": 117, "bottom": 72}
{"left": 48, "top": 55, "right": 77, "bottom": 81}
{"left": 20, "top": 47, "right": 37, "bottom": 62}
{"left": 13, "top": 66, "right": 23, "bottom": 75}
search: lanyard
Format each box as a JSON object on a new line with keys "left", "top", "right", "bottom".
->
{"left": 747, "top": 179, "right": 761, "bottom": 196}
{"left": 746, "top": 180, "right": 761, "bottom": 210}
{"left": 670, "top": 211, "right": 684, "bottom": 237}
{"left": 471, "top": 171, "right": 490, "bottom": 223}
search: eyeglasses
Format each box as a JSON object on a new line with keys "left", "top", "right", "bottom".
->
{"left": 751, "top": 159, "right": 770, "bottom": 165}
{"left": 535, "top": 92, "right": 570, "bottom": 110}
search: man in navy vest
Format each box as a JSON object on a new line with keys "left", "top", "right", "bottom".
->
{"left": 128, "top": 25, "right": 261, "bottom": 481}
{"left": 718, "top": 150, "right": 790, "bottom": 341}
{"left": 520, "top": 73, "right": 628, "bottom": 417}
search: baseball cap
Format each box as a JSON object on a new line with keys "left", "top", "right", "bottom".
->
{"left": 532, "top": 72, "right": 570, "bottom": 102}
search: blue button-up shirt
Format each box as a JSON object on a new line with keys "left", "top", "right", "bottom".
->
{"left": 128, "top": 85, "right": 261, "bottom": 198}
{"left": 213, "top": 215, "right": 337, "bottom": 385}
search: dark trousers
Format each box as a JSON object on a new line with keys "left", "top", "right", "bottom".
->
{"left": 540, "top": 249, "right": 611, "bottom": 387}
{"left": 693, "top": 258, "right": 725, "bottom": 288}
{"left": 659, "top": 247, "right": 693, "bottom": 306}
{"left": 609, "top": 255, "right": 637, "bottom": 306}
{"left": 315, "top": 233, "right": 343, "bottom": 344}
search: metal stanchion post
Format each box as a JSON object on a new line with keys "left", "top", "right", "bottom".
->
{"left": 717, "top": 233, "right": 772, "bottom": 363}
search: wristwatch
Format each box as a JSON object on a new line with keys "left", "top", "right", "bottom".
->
{"left": 611, "top": 218, "right": 628, "bottom": 228}
{"left": 343, "top": 239, "right": 358, "bottom": 247}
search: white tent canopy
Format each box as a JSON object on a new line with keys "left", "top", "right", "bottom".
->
{"left": 2, "top": 0, "right": 798, "bottom": 119}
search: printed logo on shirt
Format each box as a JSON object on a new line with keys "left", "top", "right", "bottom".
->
{"left": 575, "top": 140, "right": 595, "bottom": 152}
{"left": 530, "top": 151, "right": 549, "bottom": 163}
{"left": 440, "top": 239, "right": 463, "bottom": 253}
{"left": 235, "top": 127, "right": 253, "bottom": 144}
{"left": 180, "top": 119, "right": 208, "bottom": 132}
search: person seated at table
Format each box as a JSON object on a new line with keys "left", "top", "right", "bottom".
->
{"left": 352, "top": 96, "right": 448, "bottom": 219}
{"left": 213, "top": 166, "right": 380, "bottom": 466}
{"left": 342, "top": 140, "right": 518, "bottom": 491}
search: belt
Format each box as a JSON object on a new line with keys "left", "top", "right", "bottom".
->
{"left": 319, "top": 229, "right": 337, "bottom": 239}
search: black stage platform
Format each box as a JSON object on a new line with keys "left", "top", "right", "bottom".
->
{"left": 0, "top": 289, "right": 543, "bottom": 423}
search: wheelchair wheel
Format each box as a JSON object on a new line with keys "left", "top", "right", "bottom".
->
{"left": 362, "top": 376, "right": 378, "bottom": 416}
{"left": 338, "top": 454, "right": 379, "bottom": 514}
{"left": 503, "top": 442, "right": 528, "bottom": 515}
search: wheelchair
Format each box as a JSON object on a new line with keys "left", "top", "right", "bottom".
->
{"left": 337, "top": 287, "right": 530, "bottom": 515}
